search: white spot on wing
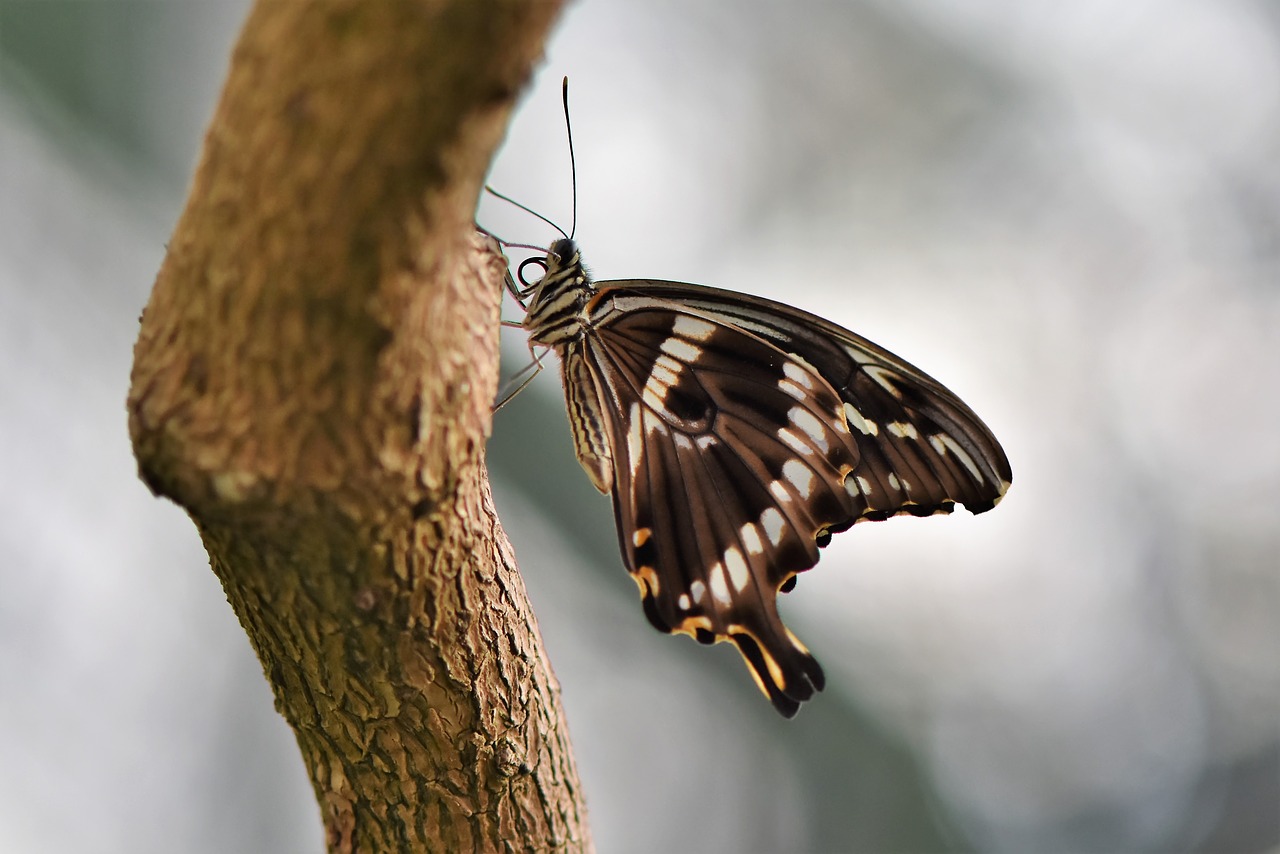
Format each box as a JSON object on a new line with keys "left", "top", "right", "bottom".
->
{"left": 724, "top": 546, "right": 749, "bottom": 592}
{"left": 740, "top": 523, "right": 764, "bottom": 555}
{"left": 844, "top": 345, "right": 874, "bottom": 365}
{"left": 695, "top": 435, "right": 717, "bottom": 450}
{"left": 690, "top": 580, "right": 707, "bottom": 603}
{"left": 709, "top": 562, "right": 732, "bottom": 605}
{"left": 888, "top": 473, "right": 901, "bottom": 491}
{"left": 660, "top": 337, "right": 702, "bottom": 361}
{"left": 769, "top": 480, "right": 790, "bottom": 503}
{"left": 934, "top": 433, "right": 985, "bottom": 483}
{"left": 672, "top": 315, "right": 717, "bottom": 341}
{"left": 789, "top": 407, "right": 829, "bottom": 451}
{"left": 678, "top": 593, "right": 691, "bottom": 610}
{"left": 777, "top": 428, "right": 810, "bottom": 455}
{"left": 674, "top": 433, "right": 693, "bottom": 450}
{"left": 831, "top": 407, "right": 850, "bottom": 433}
{"left": 843, "top": 403, "right": 878, "bottom": 435}
{"left": 887, "top": 421, "right": 919, "bottom": 439}
{"left": 651, "top": 355, "right": 681, "bottom": 385}
{"left": 760, "top": 508, "right": 785, "bottom": 545}
{"left": 856, "top": 476, "right": 872, "bottom": 495}
{"left": 782, "top": 459, "right": 815, "bottom": 497}
{"left": 627, "top": 405, "right": 644, "bottom": 473}
{"left": 791, "top": 353, "right": 821, "bottom": 378}
{"left": 782, "top": 360, "right": 814, "bottom": 389}
{"left": 779, "top": 379, "right": 807, "bottom": 401}
{"left": 643, "top": 410, "right": 666, "bottom": 436}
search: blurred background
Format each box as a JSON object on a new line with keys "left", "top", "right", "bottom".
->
{"left": 2, "top": 1, "right": 1277, "bottom": 851}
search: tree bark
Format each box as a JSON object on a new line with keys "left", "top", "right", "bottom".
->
{"left": 127, "top": 1, "right": 586, "bottom": 850}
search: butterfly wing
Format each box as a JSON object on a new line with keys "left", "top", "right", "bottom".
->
{"left": 565, "top": 299, "right": 875, "bottom": 716}
{"left": 551, "top": 277, "right": 1012, "bottom": 717}
{"left": 597, "top": 280, "right": 1013, "bottom": 523}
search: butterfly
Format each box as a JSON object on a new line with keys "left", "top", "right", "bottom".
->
{"left": 504, "top": 236, "right": 1012, "bottom": 718}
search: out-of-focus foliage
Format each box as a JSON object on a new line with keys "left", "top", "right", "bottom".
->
{"left": 2, "top": 2, "right": 1275, "bottom": 852}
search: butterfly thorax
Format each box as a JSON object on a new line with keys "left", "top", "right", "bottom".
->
{"left": 523, "top": 239, "right": 597, "bottom": 347}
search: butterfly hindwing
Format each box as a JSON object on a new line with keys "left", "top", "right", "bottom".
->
{"left": 572, "top": 301, "right": 862, "bottom": 715}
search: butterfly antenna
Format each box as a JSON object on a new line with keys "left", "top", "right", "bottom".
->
{"left": 484, "top": 185, "right": 568, "bottom": 240}
{"left": 562, "top": 76, "right": 577, "bottom": 240}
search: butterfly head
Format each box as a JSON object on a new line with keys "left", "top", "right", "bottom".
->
{"left": 522, "top": 239, "right": 595, "bottom": 345}
{"left": 546, "top": 238, "right": 581, "bottom": 275}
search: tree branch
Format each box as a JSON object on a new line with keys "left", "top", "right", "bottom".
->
{"left": 127, "top": 1, "right": 585, "bottom": 850}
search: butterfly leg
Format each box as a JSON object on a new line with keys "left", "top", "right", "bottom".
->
{"left": 503, "top": 268, "right": 530, "bottom": 309}
{"left": 493, "top": 344, "right": 548, "bottom": 412}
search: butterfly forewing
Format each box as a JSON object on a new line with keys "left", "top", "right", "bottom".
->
{"left": 520, "top": 241, "right": 1011, "bottom": 717}
{"left": 598, "top": 281, "right": 1013, "bottom": 522}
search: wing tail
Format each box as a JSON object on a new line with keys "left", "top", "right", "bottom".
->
{"left": 730, "top": 620, "right": 825, "bottom": 718}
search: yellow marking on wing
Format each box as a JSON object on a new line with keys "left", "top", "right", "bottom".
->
{"left": 730, "top": 625, "right": 788, "bottom": 692}
{"left": 631, "top": 565, "right": 661, "bottom": 597}
{"left": 671, "top": 615, "right": 716, "bottom": 640}
{"left": 784, "top": 627, "right": 811, "bottom": 656}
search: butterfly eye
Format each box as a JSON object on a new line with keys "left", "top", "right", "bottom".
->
{"left": 517, "top": 256, "right": 548, "bottom": 290}
{"left": 549, "top": 237, "right": 578, "bottom": 267}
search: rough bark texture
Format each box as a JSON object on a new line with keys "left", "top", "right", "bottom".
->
{"left": 127, "top": 1, "right": 586, "bottom": 851}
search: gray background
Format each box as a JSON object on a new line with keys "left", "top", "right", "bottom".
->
{"left": 1, "top": 1, "right": 1276, "bottom": 851}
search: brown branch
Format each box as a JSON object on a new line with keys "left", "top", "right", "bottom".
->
{"left": 127, "top": 1, "right": 586, "bottom": 850}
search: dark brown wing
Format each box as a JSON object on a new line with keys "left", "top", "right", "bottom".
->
{"left": 569, "top": 303, "right": 863, "bottom": 716}
{"left": 553, "top": 278, "right": 1011, "bottom": 717}
{"left": 597, "top": 280, "right": 1013, "bottom": 523}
